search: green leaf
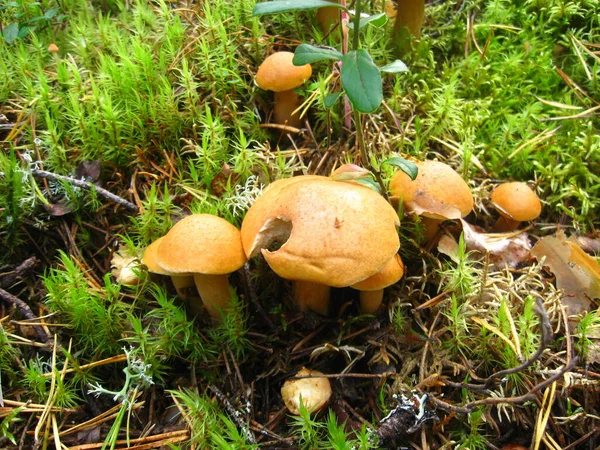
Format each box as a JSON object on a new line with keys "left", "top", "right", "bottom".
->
{"left": 253, "top": 0, "right": 346, "bottom": 16}
{"left": 382, "top": 157, "right": 418, "bottom": 180}
{"left": 380, "top": 60, "right": 409, "bottom": 73}
{"left": 346, "top": 12, "right": 388, "bottom": 30}
{"left": 341, "top": 49, "right": 382, "bottom": 113}
{"left": 324, "top": 92, "right": 342, "bottom": 108}
{"left": 44, "top": 7, "right": 60, "bottom": 18}
{"left": 16, "top": 25, "right": 34, "bottom": 38}
{"left": 3, "top": 23, "right": 19, "bottom": 44}
{"left": 293, "top": 43, "right": 343, "bottom": 65}
{"left": 353, "top": 177, "right": 381, "bottom": 193}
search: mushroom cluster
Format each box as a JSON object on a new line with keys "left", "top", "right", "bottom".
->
{"left": 241, "top": 172, "right": 403, "bottom": 315}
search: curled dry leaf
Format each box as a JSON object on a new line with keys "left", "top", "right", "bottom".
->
{"left": 407, "top": 192, "right": 462, "bottom": 220}
{"left": 437, "top": 220, "right": 532, "bottom": 268}
{"left": 531, "top": 231, "right": 600, "bottom": 316}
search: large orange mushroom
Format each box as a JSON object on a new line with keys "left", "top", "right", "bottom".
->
{"left": 241, "top": 175, "right": 400, "bottom": 315}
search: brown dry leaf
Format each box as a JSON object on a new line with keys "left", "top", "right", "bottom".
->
{"left": 437, "top": 220, "right": 532, "bottom": 268}
{"left": 531, "top": 231, "right": 600, "bottom": 316}
{"left": 406, "top": 191, "right": 462, "bottom": 220}
{"left": 210, "top": 163, "right": 238, "bottom": 197}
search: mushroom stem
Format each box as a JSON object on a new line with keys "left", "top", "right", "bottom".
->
{"left": 420, "top": 217, "right": 442, "bottom": 243}
{"left": 493, "top": 216, "right": 521, "bottom": 232}
{"left": 392, "top": 0, "right": 425, "bottom": 40}
{"left": 292, "top": 281, "right": 331, "bottom": 315}
{"left": 193, "top": 273, "right": 233, "bottom": 321}
{"left": 358, "top": 289, "right": 384, "bottom": 314}
{"left": 274, "top": 90, "right": 302, "bottom": 128}
{"left": 170, "top": 275, "right": 196, "bottom": 299}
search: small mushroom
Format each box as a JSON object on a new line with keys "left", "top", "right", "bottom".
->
{"left": 390, "top": 160, "right": 473, "bottom": 244}
{"left": 351, "top": 254, "right": 405, "bottom": 314}
{"left": 490, "top": 182, "right": 542, "bottom": 232}
{"left": 142, "top": 237, "right": 196, "bottom": 300}
{"left": 156, "top": 214, "right": 247, "bottom": 321}
{"left": 281, "top": 368, "right": 332, "bottom": 415}
{"left": 241, "top": 175, "right": 400, "bottom": 315}
{"left": 255, "top": 51, "right": 312, "bottom": 129}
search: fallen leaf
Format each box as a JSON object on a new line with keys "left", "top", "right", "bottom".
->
{"left": 43, "top": 198, "right": 75, "bottom": 216}
{"left": 74, "top": 160, "right": 102, "bottom": 183}
{"left": 407, "top": 191, "right": 462, "bottom": 220}
{"left": 210, "top": 163, "right": 238, "bottom": 197}
{"left": 437, "top": 220, "right": 532, "bottom": 268}
{"left": 531, "top": 231, "right": 600, "bottom": 316}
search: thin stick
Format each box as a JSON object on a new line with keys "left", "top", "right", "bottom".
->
{"left": 0, "top": 287, "right": 51, "bottom": 342}
{"left": 30, "top": 168, "right": 138, "bottom": 212}
{"left": 208, "top": 385, "right": 256, "bottom": 444}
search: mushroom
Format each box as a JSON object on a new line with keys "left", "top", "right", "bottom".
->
{"left": 316, "top": 0, "right": 340, "bottom": 32}
{"left": 156, "top": 214, "right": 247, "bottom": 320}
{"left": 281, "top": 367, "right": 332, "bottom": 415}
{"left": 142, "top": 237, "right": 196, "bottom": 300}
{"left": 390, "top": 160, "right": 473, "bottom": 244}
{"left": 351, "top": 254, "right": 405, "bottom": 314}
{"left": 241, "top": 175, "right": 400, "bottom": 315}
{"left": 255, "top": 51, "right": 312, "bottom": 129}
{"left": 490, "top": 182, "right": 541, "bottom": 232}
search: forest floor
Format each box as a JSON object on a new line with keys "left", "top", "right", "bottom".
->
{"left": 1, "top": 0, "right": 599, "bottom": 449}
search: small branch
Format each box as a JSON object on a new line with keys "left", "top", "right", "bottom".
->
{"left": 0, "top": 256, "right": 38, "bottom": 289}
{"left": 0, "top": 287, "right": 51, "bottom": 342}
{"left": 448, "top": 298, "right": 553, "bottom": 391}
{"left": 290, "top": 372, "right": 394, "bottom": 380}
{"left": 208, "top": 385, "right": 256, "bottom": 445}
{"left": 462, "top": 357, "right": 578, "bottom": 410}
{"left": 30, "top": 168, "right": 138, "bottom": 213}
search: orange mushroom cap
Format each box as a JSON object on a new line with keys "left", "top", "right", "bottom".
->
{"left": 491, "top": 182, "right": 542, "bottom": 222}
{"left": 256, "top": 51, "right": 312, "bottom": 92}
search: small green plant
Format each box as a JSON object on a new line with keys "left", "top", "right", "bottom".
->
{"left": 252, "top": 0, "right": 417, "bottom": 184}
{"left": 575, "top": 309, "right": 600, "bottom": 360}
{"left": 88, "top": 347, "right": 154, "bottom": 450}
{"left": 1, "top": 1, "right": 65, "bottom": 44}
{"left": 170, "top": 388, "right": 257, "bottom": 449}
{"left": 452, "top": 408, "right": 490, "bottom": 450}
{"left": 43, "top": 252, "right": 131, "bottom": 357}
{"left": 324, "top": 410, "right": 358, "bottom": 450}
{"left": 207, "top": 291, "right": 251, "bottom": 360}
{"left": 439, "top": 233, "right": 480, "bottom": 299}
{"left": 289, "top": 398, "right": 324, "bottom": 450}
{"left": 0, "top": 404, "right": 25, "bottom": 446}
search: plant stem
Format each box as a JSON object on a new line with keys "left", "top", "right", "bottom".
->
{"left": 352, "top": 0, "right": 362, "bottom": 51}
{"left": 353, "top": 109, "right": 387, "bottom": 195}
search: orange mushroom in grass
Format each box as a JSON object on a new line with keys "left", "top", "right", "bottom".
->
{"left": 490, "top": 182, "right": 542, "bottom": 232}
{"left": 241, "top": 175, "right": 400, "bottom": 315}
{"left": 156, "top": 214, "right": 247, "bottom": 321}
{"left": 390, "top": 160, "right": 473, "bottom": 244}
{"left": 142, "top": 237, "right": 196, "bottom": 300}
{"left": 255, "top": 51, "right": 312, "bottom": 129}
